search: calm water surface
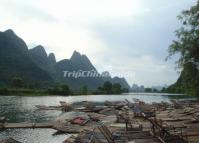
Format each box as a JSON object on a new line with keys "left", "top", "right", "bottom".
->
{"left": 0, "top": 93, "right": 194, "bottom": 143}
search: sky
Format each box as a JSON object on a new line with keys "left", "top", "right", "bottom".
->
{"left": 0, "top": 0, "right": 197, "bottom": 87}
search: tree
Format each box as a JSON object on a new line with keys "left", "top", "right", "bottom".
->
{"left": 112, "top": 83, "right": 122, "bottom": 94}
{"left": 145, "top": 88, "right": 152, "bottom": 92}
{"left": 103, "top": 81, "right": 112, "bottom": 94}
{"left": 122, "top": 88, "right": 129, "bottom": 93}
{"left": 0, "top": 87, "right": 8, "bottom": 95}
{"left": 48, "top": 84, "right": 72, "bottom": 95}
{"left": 11, "top": 76, "right": 24, "bottom": 88}
{"left": 96, "top": 82, "right": 127, "bottom": 95}
{"left": 167, "top": 1, "right": 199, "bottom": 67}
{"left": 167, "top": 1, "right": 199, "bottom": 96}
{"left": 60, "top": 84, "right": 71, "bottom": 95}
{"left": 80, "top": 86, "right": 88, "bottom": 95}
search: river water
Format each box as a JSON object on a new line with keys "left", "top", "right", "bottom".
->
{"left": 0, "top": 93, "right": 195, "bottom": 143}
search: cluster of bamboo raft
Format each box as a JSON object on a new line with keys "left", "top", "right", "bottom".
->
{"left": 1, "top": 99, "right": 199, "bottom": 143}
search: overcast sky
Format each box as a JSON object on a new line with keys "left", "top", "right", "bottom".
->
{"left": 0, "top": 0, "right": 197, "bottom": 87}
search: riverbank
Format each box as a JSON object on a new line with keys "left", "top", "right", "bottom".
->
{"left": 0, "top": 89, "right": 123, "bottom": 96}
{"left": 0, "top": 87, "right": 185, "bottom": 97}
{"left": 0, "top": 81, "right": 129, "bottom": 97}
{"left": 0, "top": 88, "right": 48, "bottom": 96}
{"left": 0, "top": 82, "right": 129, "bottom": 96}
{"left": 0, "top": 88, "right": 125, "bottom": 96}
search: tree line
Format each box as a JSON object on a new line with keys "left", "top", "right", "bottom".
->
{"left": 0, "top": 76, "right": 128, "bottom": 95}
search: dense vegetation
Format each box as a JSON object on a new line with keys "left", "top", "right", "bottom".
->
{"left": 165, "top": 1, "right": 199, "bottom": 96}
{"left": 94, "top": 81, "right": 129, "bottom": 94}
{"left": 0, "top": 76, "right": 127, "bottom": 96}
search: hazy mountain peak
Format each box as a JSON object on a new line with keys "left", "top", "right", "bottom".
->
{"left": 69, "top": 51, "right": 95, "bottom": 70}
{"left": 70, "top": 50, "right": 81, "bottom": 61}
{"left": 30, "top": 45, "right": 47, "bottom": 58}
{"left": 70, "top": 51, "right": 90, "bottom": 62}
{"left": 48, "top": 53, "right": 56, "bottom": 64}
{"left": 0, "top": 29, "right": 28, "bottom": 52}
{"left": 4, "top": 29, "right": 15, "bottom": 35}
{"left": 112, "top": 76, "right": 130, "bottom": 89}
{"left": 81, "top": 54, "right": 91, "bottom": 62}
{"left": 82, "top": 54, "right": 88, "bottom": 59}
{"left": 0, "top": 29, "right": 130, "bottom": 89}
{"left": 102, "top": 71, "right": 111, "bottom": 77}
{"left": 0, "top": 30, "right": 52, "bottom": 83}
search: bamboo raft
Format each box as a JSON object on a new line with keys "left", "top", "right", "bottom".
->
{"left": 0, "top": 122, "right": 54, "bottom": 129}
{"left": 1, "top": 99, "right": 199, "bottom": 143}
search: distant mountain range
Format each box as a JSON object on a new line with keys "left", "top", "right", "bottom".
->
{"left": 0, "top": 29, "right": 130, "bottom": 90}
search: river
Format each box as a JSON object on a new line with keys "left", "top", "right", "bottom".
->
{"left": 0, "top": 93, "right": 195, "bottom": 143}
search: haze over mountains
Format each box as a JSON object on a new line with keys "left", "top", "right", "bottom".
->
{"left": 0, "top": 29, "right": 130, "bottom": 90}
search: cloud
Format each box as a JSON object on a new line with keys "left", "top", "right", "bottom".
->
{"left": 0, "top": 0, "right": 197, "bottom": 87}
{"left": 0, "top": 0, "right": 56, "bottom": 22}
